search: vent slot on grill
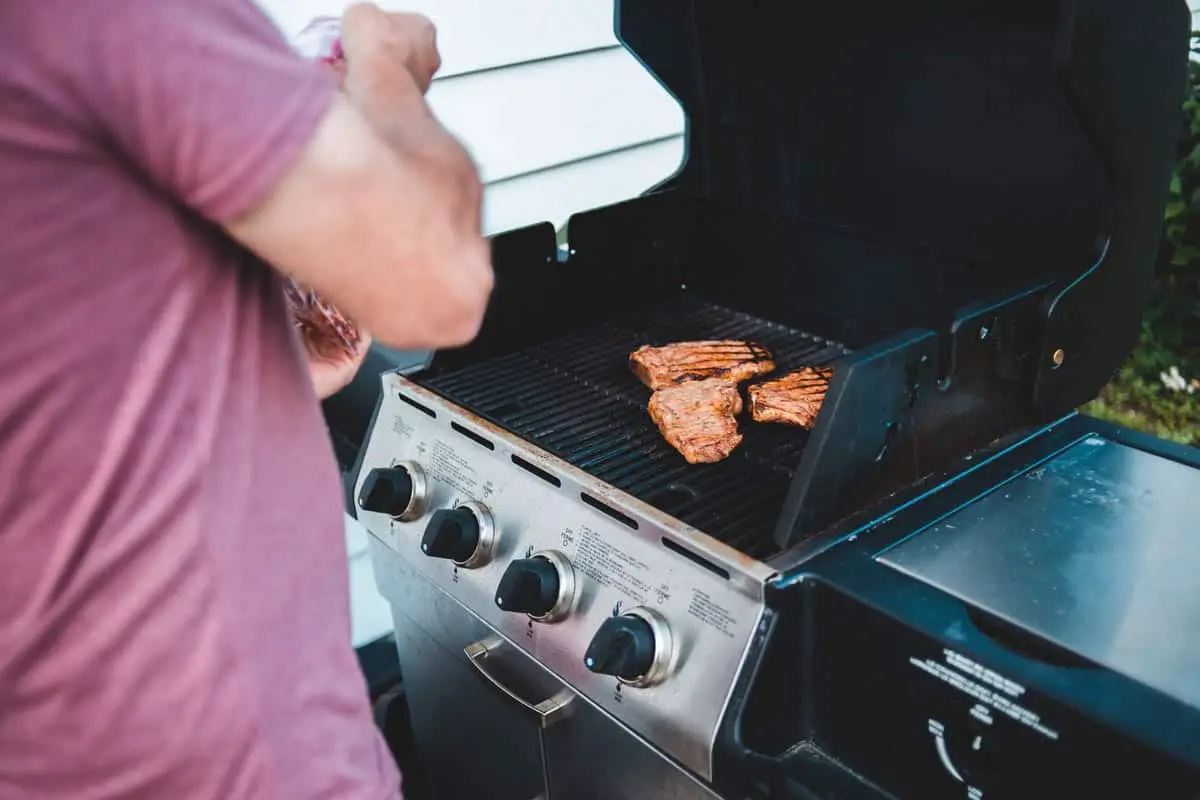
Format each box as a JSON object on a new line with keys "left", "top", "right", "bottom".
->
{"left": 398, "top": 393, "right": 436, "bottom": 418}
{"left": 661, "top": 538, "right": 730, "bottom": 580}
{"left": 421, "top": 299, "right": 850, "bottom": 558}
{"left": 511, "top": 455, "right": 562, "bottom": 487}
{"left": 450, "top": 422, "right": 495, "bottom": 451}
{"left": 580, "top": 493, "right": 639, "bottom": 529}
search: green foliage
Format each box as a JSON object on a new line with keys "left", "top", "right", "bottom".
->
{"left": 1083, "top": 35, "right": 1200, "bottom": 446}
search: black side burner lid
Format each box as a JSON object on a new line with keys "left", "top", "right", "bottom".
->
{"left": 615, "top": 0, "right": 1189, "bottom": 413}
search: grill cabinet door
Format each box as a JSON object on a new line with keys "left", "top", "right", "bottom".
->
{"left": 542, "top": 698, "right": 723, "bottom": 800}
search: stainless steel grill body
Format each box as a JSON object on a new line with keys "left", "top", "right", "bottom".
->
{"left": 357, "top": 372, "right": 776, "bottom": 793}
{"left": 372, "top": 537, "right": 724, "bottom": 800}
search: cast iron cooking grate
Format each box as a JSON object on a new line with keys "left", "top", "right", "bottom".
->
{"left": 422, "top": 299, "right": 850, "bottom": 558}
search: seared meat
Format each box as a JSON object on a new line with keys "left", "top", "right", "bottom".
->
{"left": 630, "top": 341, "right": 775, "bottom": 391}
{"left": 647, "top": 379, "right": 744, "bottom": 464}
{"left": 748, "top": 367, "right": 833, "bottom": 430}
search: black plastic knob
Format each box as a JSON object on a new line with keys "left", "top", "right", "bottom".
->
{"left": 584, "top": 615, "right": 657, "bottom": 682}
{"left": 495, "top": 557, "right": 560, "bottom": 617}
{"left": 421, "top": 507, "right": 481, "bottom": 564}
{"left": 358, "top": 466, "right": 415, "bottom": 517}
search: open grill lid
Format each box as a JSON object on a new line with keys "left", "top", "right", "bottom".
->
{"left": 393, "top": 0, "right": 1191, "bottom": 553}
{"left": 616, "top": 0, "right": 1189, "bottom": 413}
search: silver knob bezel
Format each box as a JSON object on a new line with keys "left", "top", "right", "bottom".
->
{"left": 525, "top": 550, "right": 577, "bottom": 624}
{"left": 453, "top": 500, "right": 495, "bottom": 569}
{"left": 618, "top": 606, "right": 674, "bottom": 688}
{"left": 390, "top": 460, "right": 427, "bottom": 522}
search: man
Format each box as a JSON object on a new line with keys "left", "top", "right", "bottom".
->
{"left": 0, "top": 1, "right": 490, "bottom": 797}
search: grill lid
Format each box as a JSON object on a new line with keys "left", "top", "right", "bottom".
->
{"left": 615, "top": 0, "right": 1189, "bottom": 413}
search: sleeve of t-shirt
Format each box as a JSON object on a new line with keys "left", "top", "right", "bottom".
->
{"left": 54, "top": 0, "right": 338, "bottom": 224}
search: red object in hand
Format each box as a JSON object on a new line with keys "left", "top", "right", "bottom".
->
{"left": 287, "top": 18, "right": 358, "bottom": 362}
{"left": 284, "top": 281, "right": 362, "bottom": 360}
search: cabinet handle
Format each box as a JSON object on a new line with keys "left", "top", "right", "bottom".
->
{"left": 464, "top": 636, "right": 574, "bottom": 728}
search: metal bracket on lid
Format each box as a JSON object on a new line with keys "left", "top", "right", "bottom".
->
{"left": 940, "top": 282, "right": 1053, "bottom": 391}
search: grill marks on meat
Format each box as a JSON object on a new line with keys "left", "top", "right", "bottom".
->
{"left": 748, "top": 367, "right": 833, "bottom": 430}
{"left": 647, "top": 379, "right": 745, "bottom": 464}
{"left": 633, "top": 340, "right": 772, "bottom": 462}
{"left": 631, "top": 338, "right": 833, "bottom": 463}
{"left": 630, "top": 341, "right": 776, "bottom": 391}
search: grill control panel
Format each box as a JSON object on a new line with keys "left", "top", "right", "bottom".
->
{"left": 355, "top": 375, "right": 773, "bottom": 783}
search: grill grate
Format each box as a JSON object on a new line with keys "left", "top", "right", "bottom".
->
{"left": 422, "top": 299, "right": 850, "bottom": 558}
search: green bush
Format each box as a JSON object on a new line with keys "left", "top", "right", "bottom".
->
{"left": 1083, "top": 34, "right": 1200, "bottom": 446}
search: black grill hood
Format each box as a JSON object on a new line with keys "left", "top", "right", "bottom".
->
{"left": 374, "top": 0, "right": 1192, "bottom": 549}
{"left": 615, "top": 0, "right": 1189, "bottom": 413}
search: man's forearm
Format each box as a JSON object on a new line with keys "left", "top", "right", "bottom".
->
{"left": 345, "top": 63, "right": 482, "bottom": 230}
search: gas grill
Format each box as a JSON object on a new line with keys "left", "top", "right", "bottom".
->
{"left": 344, "top": 1, "right": 1200, "bottom": 798}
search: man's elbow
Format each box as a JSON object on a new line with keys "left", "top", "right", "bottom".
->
{"left": 437, "top": 245, "right": 494, "bottom": 347}
{"left": 370, "top": 242, "right": 493, "bottom": 350}
{"left": 414, "top": 147, "right": 492, "bottom": 347}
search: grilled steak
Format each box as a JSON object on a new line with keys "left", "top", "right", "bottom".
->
{"left": 647, "top": 378, "right": 744, "bottom": 464}
{"left": 748, "top": 367, "right": 833, "bottom": 430}
{"left": 630, "top": 341, "right": 775, "bottom": 391}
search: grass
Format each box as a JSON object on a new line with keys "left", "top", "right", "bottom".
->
{"left": 1081, "top": 330, "right": 1200, "bottom": 447}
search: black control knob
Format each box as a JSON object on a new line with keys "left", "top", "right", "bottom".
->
{"left": 358, "top": 464, "right": 424, "bottom": 520}
{"left": 421, "top": 507, "right": 482, "bottom": 564}
{"left": 495, "top": 556, "right": 560, "bottom": 617}
{"left": 420, "top": 502, "right": 495, "bottom": 568}
{"left": 584, "top": 614, "right": 660, "bottom": 683}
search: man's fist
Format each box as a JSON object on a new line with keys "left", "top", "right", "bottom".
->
{"left": 341, "top": 3, "right": 441, "bottom": 95}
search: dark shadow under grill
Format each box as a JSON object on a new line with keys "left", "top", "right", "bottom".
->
{"left": 421, "top": 299, "right": 850, "bottom": 558}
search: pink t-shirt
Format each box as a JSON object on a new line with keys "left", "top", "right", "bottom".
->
{"left": 0, "top": 1, "right": 401, "bottom": 797}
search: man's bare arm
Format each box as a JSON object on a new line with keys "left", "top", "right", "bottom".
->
{"left": 226, "top": 11, "right": 492, "bottom": 350}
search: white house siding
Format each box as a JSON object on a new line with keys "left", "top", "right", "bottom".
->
{"left": 257, "top": 0, "right": 686, "bottom": 235}
{"left": 253, "top": 0, "right": 686, "bottom": 645}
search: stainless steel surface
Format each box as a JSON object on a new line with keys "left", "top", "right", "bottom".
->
{"left": 395, "top": 460, "right": 427, "bottom": 522}
{"left": 540, "top": 684, "right": 724, "bottom": 800}
{"left": 465, "top": 636, "right": 576, "bottom": 727}
{"left": 528, "top": 550, "right": 577, "bottom": 624}
{"left": 372, "top": 537, "right": 725, "bottom": 800}
{"left": 357, "top": 374, "right": 773, "bottom": 782}
{"left": 378, "top": 542, "right": 552, "bottom": 799}
{"left": 620, "top": 607, "right": 675, "bottom": 688}
{"left": 880, "top": 434, "right": 1200, "bottom": 710}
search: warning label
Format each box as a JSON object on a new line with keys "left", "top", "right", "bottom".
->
{"left": 573, "top": 525, "right": 652, "bottom": 604}
{"left": 687, "top": 589, "right": 737, "bottom": 638}
{"left": 427, "top": 440, "right": 480, "bottom": 496}
{"left": 910, "top": 649, "right": 1059, "bottom": 741}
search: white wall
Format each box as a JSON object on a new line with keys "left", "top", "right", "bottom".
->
{"left": 257, "top": 0, "right": 686, "bottom": 236}
{"left": 253, "top": 0, "right": 686, "bottom": 646}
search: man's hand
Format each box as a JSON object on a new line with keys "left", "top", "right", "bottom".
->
{"left": 309, "top": 333, "right": 372, "bottom": 401}
{"left": 341, "top": 4, "right": 440, "bottom": 95}
{"left": 225, "top": 2, "right": 492, "bottom": 351}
